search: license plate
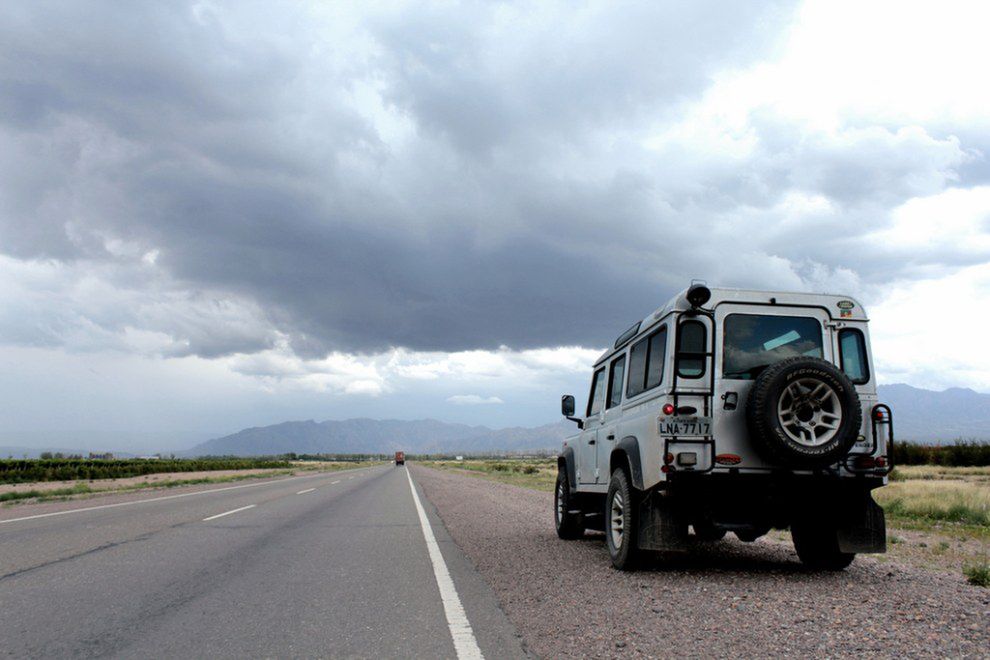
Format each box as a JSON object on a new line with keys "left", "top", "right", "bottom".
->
{"left": 657, "top": 416, "right": 712, "bottom": 437}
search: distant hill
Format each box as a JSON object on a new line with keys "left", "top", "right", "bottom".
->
{"left": 184, "top": 384, "right": 989, "bottom": 457}
{"left": 877, "top": 384, "right": 990, "bottom": 442}
{"left": 185, "top": 418, "right": 572, "bottom": 457}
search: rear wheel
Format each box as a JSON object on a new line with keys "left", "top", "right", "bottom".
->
{"left": 792, "top": 520, "right": 855, "bottom": 570}
{"left": 554, "top": 471, "right": 584, "bottom": 539}
{"left": 605, "top": 468, "right": 640, "bottom": 570}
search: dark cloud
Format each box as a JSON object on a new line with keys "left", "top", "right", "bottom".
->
{"left": 1, "top": 0, "right": 985, "bottom": 359}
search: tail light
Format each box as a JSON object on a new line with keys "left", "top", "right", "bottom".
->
{"left": 662, "top": 403, "right": 675, "bottom": 415}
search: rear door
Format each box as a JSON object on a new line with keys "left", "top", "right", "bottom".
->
{"left": 713, "top": 305, "right": 834, "bottom": 469}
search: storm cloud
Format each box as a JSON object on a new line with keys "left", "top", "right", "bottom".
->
{"left": 1, "top": 0, "right": 989, "bottom": 397}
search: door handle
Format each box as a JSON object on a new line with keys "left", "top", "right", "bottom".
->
{"left": 588, "top": 439, "right": 596, "bottom": 445}
{"left": 607, "top": 434, "right": 615, "bottom": 441}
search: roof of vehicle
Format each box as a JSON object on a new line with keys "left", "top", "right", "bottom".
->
{"left": 594, "top": 285, "right": 868, "bottom": 367}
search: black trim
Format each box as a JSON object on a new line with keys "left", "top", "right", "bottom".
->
{"left": 612, "top": 437, "right": 644, "bottom": 490}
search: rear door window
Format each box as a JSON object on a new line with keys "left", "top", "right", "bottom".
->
{"left": 723, "top": 314, "right": 823, "bottom": 380}
{"left": 677, "top": 321, "right": 707, "bottom": 378}
{"left": 607, "top": 355, "right": 626, "bottom": 409}
{"left": 839, "top": 328, "right": 870, "bottom": 384}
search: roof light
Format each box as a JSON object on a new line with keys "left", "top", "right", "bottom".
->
{"left": 686, "top": 283, "right": 711, "bottom": 308}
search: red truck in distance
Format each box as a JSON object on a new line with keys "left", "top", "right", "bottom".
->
{"left": 394, "top": 451, "right": 405, "bottom": 466}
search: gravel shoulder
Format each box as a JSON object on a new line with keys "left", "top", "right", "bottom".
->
{"left": 412, "top": 465, "right": 990, "bottom": 659}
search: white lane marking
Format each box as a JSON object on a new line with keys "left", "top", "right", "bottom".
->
{"left": 405, "top": 468, "right": 483, "bottom": 660}
{"left": 0, "top": 468, "right": 376, "bottom": 526}
{"left": 347, "top": 476, "right": 354, "bottom": 480}
{"left": 202, "top": 504, "right": 256, "bottom": 522}
{"left": 296, "top": 488, "right": 316, "bottom": 495}
{"left": 331, "top": 480, "right": 341, "bottom": 484}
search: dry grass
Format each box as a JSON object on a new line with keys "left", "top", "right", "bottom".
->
{"left": 877, "top": 472, "right": 990, "bottom": 526}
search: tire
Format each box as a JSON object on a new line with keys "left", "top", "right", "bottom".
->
{"left": 692, "top": 522, "right": 726, "bottom": 542}
{"left": 554, "top": 471, "right": 584, "bottom": 539}
{"left": 791, "top": 520, "right": 855, "bottom": 570}
{"left": 605, "top": 468, "right": 640, "bottom": 570}
{"left": 747, "top": 357, "right": 862, "bottom": 468}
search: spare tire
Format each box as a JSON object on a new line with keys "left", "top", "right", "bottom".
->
{"left": 746, "top": 357, "right": 862, "bottom": 468}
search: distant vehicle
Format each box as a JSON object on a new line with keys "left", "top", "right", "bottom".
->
{"left": 557, "top": 284, "right": 892, "bottom": 571}
{"left": 395, "top": 451, "right": 405, "bottom": 466}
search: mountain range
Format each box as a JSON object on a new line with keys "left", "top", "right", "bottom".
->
{"left": 2, "top": 384, "right": 986, "bottom": 459}
{"left": 182, "top": 384, "right": 989, "bottom": 456}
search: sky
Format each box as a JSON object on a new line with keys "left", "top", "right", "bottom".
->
{"left": 1, "top": 0, "right": 989, "bottom": 452}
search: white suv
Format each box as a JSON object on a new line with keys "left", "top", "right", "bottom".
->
{"left": 556, "top": 284, "right": 893, "bottom": 571}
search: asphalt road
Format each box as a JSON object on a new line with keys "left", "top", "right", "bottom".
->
{"left": 0, "top": 466, "right": 527, "bottom": 659}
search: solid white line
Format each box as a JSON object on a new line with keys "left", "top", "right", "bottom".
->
{"left": 296, "top": 488, "right": 316, "bottom": 495}
{"left": 202, "top": 504, "right": 256, "bottom": 521}
{"left": 405, "top": 468, "right": 483, "bottom": 660}
{"left": 0, "top": 468, "right": 374, "bottom": 526}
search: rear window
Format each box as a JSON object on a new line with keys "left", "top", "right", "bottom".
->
{"left": 723, "top": 314, "right": 823, "bottom": 380}
{"left": 839, "top": 328, "right": 870, "bottom": 384}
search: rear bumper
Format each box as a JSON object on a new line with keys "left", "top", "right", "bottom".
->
{"left": 666, "top": 472, "right": 885, "bottom": 544}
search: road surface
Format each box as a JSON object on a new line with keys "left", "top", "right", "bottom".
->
{"left": 0, "top": 466, "right": 526, "bottom": 658}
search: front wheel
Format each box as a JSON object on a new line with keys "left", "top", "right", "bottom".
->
{"left": 792, "top": 520, "right": 855, "bottom": 570}
{"left": 554, "top": 471, "right": 584, "bottom": 539}
{"left": 605, "top": 468, "right": 640, "bottom": 570}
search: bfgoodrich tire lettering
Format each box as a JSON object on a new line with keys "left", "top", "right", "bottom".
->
{"left": 746, "top": 357, "right": 862, "bottom": 468}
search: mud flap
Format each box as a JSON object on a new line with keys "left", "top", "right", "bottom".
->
{"left": 637, "top": 490, "right": 688, "bottom": 552}
{"left": 836, "top": 491, "right": 886, "bottom": 554}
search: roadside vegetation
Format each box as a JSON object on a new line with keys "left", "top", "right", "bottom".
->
{"left": 893, "top": 440, "right": 990, "bottom": 466}
{"left": 0, "top": 457, "right": 292, "bottom": 484}
{"left": 0, "top": 471, "right": 294, "bottom": 503}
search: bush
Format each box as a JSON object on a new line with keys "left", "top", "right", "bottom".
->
{"left": 0, "top": 458, "right": 292, "bottom": 484}
{"left": 893, "top": 440, "right": 990, "bottom": 467}
{"left": 963, "top": 562, "right": 990, "bottom": 587}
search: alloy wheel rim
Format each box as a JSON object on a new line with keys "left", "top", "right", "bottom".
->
{"left": 609, "top": 490, "right": 625, "bottom": 549}
{"left": 777, "top": 377, "right": 843, "bottom": 447}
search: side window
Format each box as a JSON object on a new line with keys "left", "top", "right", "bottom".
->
{"left": 646, "top": 326, "right": 667, "bottom": 389}
{"left": 677, "top": 320, "right": 707, "bottom": 378}
{"left": 607, "top": 355, "right": 626, "bottom": 409}
{"left": 626, "top": 326, "right": 668, "bottom": 398}
{"left": 627, "top": 338, "right": 648, "bottom": 398}
{"left": 587, "top": 368, "right": 606, "bottom": 417}
{"left": 839, "top": 328, "right": 870, "bottom": 384}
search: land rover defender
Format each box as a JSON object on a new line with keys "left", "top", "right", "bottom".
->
{"left": 556, "top": 284, "right": 893, "bottom": 571}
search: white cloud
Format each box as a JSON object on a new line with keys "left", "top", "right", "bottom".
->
{"left": 446, "top": 395, "right": 504, "bottom": 406}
